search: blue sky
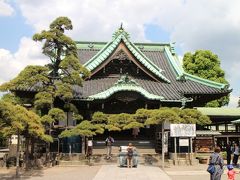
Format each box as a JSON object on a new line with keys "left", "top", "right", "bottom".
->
{"left": 0, "top": 0, "right": 239, "bottom": 107}
{"left": 0, "top": 11, "right": 33, "bottom": 52}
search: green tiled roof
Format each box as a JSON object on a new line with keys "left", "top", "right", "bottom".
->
{"left": 88, "top": 75, "right": 164, "bottom": 100}
{"left": 83, "top": 28, "right": 170, "bottom": 83}
{"left": 196, "top": 130, "right": 221, "bottom": 136}
{"left": 196, "top": 107, "right": 240, "bottom": 117}
{"left": 164, "top": 46, "right": 228, "bottom": 90}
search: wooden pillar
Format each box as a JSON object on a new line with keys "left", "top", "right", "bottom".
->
{"left": 212, "top": 135, "right": 215, "bottom": 150}
{"left": 174, "top": 137, "right": 177, "bottom": 165}
{"left": 161, "top": 123, "right": 165, "bottom": 169}
{"left": 16, "top": 130, "right": 20, "bottom": 178}
{"left": 190, "top": 137, "right": 193, "bottom": 165}
{"left": 225, "top": 122, "right": 228, "bottom": 132}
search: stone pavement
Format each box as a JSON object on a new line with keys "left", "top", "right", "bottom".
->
{"left": 165, "top": 164, "right": 229, "bottom": 180}
{"left": 0, "top": 166, "right": 100, "bottom": 180}
{"left": 0, "top": 165, "right": 171, "bottom": 180}
{"left": 0, "top": 164, "right": 235, "bottom": 180}
{"left": 93, "top": 165, "right": 171, "bottom": 180}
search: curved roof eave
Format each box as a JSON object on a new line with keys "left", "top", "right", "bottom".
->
{"left": 88, "top": 85, "right": 165, "bottom": 101}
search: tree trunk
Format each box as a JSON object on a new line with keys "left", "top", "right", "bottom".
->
{"left": 30, "top": 137, "right": 35, "bottom": 167}
{"left": 25, "top": 136, "right": 30, "bottom": 170}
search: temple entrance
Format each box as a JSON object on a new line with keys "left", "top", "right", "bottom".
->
{"left": 93, "top": 126, "right": 156, "bottom": 149}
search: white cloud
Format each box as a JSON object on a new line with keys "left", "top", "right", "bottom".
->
{"left": 0, "top": 37, "right": 48, "bottom": 84}
{"left": 0, "top": 0, "right": 14, "bottom": 16}
{"left": 1, "top": 0, "right": 239, "bottom": 106}
{"left": 228, "top": 94, "right": 239, "bottom": 108}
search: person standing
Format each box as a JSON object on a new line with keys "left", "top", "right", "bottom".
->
{"left": 132, "top": 128, "right": 140, "bottom": 138}
{"left": 86, "top": 137, "right": 93, "bottom": 158}
{"left": 209, "top": 146, "right": 224, "bottom": 180}
{"left": 127, "top": 143, "right": 134, "bottom": 168}
{"left": 232, "top": 143, "right": 239, "bottom": 166}
{"left": 105, "top": 136, "right": 114, "bottom": 159}
{"left": 226, "top": 142, "right": 233, "bottom": 165}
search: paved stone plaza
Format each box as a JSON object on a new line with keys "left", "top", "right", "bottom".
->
{"left": 0, "top": 164, "right": 230, "bottom": 180}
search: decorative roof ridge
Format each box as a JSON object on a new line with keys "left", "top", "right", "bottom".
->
{"left": 164, "top": 46, "right": 184, "bottom": 78}
{"left": 87, "top": 75, "right": 165, "bottom": 101}
{"left": 161, "top": 99, "right": 193, "bottom": 102}
{"left": 78, "top": 48, "right": 100, "bottom": 51}
{"left": 83, "top": 27, "right": 171, "bottom": 83}
{"left": 163, "top": 46, "right": 229, "bottom": 90}
{"left": 114, "top": 74, "right": 139, "bottom": 86}
{"left": 76, "top": 41, "right": 171, "bottom": 47}
{"left": 76, "top": 41, "right": 107, "bottom": 44}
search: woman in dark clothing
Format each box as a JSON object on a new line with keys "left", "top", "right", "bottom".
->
{"left": 226, "top": 142, "right": 232, "bottom": 165}
{"left": 209, "top": 146, "right": 224, "bottom": 180}
{"left": 232, "top": 143, "right": 239, "bottom": 166}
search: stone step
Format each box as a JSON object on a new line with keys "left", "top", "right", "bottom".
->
{"left": 168, "top": 159, "right": 199, "bottom": 166}
{"left": 93, "top": 140, "right": 155, "bottom": 148}
{"left": 93, "top": 147, "right": 156, "bottom": 154}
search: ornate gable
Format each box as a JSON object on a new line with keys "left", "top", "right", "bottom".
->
{"left": 83, "top": 27, "right": 171, "bottom": 83}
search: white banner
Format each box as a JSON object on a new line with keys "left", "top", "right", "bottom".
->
{"left": 170, "top": 124, "right": 196, "bottom": 137}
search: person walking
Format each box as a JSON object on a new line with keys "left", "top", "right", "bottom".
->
{"left": 232, "top": 143, "right": 239, "bottom": 166}
{"left": 226, "top": 142, "right": 233, "bottom": 165}
{"left": 209, "top": 146, "right": 224, "bottom": 180}
{"left": 127, "top": 143, "right": 134, "bottom": 168}
{"left": 105, "top": 136, "right": 114, "bottom": 159}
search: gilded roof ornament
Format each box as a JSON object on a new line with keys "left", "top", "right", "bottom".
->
{"left": 112, "top": 23, "right": 130, "bottom": 40}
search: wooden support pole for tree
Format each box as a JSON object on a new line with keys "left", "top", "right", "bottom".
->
{"left": 16, "top": 130, "right": 20, "bottom": 178}
{"left": 174, "top": 137, "right": 177, "bottom": 165}
{"left": 190, "top": 137, "right": 193, "bottom": 165}
{"left": 162, "top": 123, "right": 164, "bottom": 169}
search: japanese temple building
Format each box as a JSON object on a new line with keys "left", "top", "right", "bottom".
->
{"left": 71, "top": 27, "right": 231, "bottom": 153}
{"left": 15, "top": 27, "right": 233, "bottom": 153}
{"left": 74, "top": 27, "right": 230, "bottom": 115}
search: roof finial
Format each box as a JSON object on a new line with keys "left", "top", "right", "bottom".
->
{"left": 120, "top": 22, "right": 123, "bottom": 30}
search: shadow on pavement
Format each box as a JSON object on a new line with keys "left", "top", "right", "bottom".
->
{"left": 0, "top": 168, "right": 45, "bottom": 180}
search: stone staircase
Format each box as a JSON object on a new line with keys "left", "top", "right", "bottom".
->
{"left": 58, "top": 146, "right": 199, "bottom": 167}
{"left": 58, "top": 146, "right": 164, "bottom": 166}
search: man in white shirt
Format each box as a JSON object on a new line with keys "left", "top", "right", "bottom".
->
{"left": 105, "top": 136, "right": 114, "bottom": 159}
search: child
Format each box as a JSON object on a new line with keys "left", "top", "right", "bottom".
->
{"left": 227, "top": 164, "right": 239, "bottom": 180}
